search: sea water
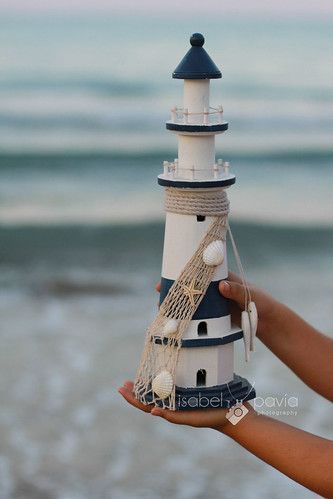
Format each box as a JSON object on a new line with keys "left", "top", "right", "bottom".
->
{"left": 0, "top": 12, "right": 332, "bottom": 499}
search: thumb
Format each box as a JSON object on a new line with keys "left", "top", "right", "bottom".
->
{"left": 219, "top": 280, "right": 246, "bottom": 308}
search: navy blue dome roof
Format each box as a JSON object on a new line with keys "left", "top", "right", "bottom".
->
{"left": 172, "top": 33, "right": 222, "bottom": 80}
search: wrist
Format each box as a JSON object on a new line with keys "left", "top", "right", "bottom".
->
{"left": 257, "top": 299, "right": 293, "bottom": 341}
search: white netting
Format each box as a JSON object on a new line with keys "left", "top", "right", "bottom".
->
{"left": 134, "top": 215, "right": 227, "bottom": 410}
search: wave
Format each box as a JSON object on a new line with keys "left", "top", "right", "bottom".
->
{"left": 2, "top": 113, "right": 333, "bottom": 134}
{"left": 1, "top": 221, "right": 332, "bottom": 267}
{"left": 0, "top": 77, "right": 155, "bottom": 97}
{"left": 0, "top": 147, "right": 332, "bottom": 168}
{"left": 0, "top": 113, "right": 160, "bottom": 131}
{"left": 1, "top": 76, "right": 333, "bottom": 103}
{"left": 222, "top": 82, "right": 333, "bottom": 102}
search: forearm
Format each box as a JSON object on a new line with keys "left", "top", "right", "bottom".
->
{"left": 259, "top": 303, "right": 333, "bottom": 401}
{"left": 220, "top": 405, "right": 333, "bottom": 497}
{"left": 221, "top": 277, "right": 333, "bottom": 400}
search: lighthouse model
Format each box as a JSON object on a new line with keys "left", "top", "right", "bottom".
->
{"left": 134, "top": 33, "right": 257, "bottom": 410}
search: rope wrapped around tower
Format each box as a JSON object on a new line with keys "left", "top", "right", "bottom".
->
{"left": 164, "top": 187, "right": 229, "bottom": 216}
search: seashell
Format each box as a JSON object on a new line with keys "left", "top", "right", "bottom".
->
{"left": 152, "top": 370, "right": 174, "bottom": 399}
{"left": 163, "top": 318, "right": 179, "bottom": 336}
{"left": 241, "top": 310, "right": 251, "bottom": 362}
{"left": 248, "top": 301, "right": 258, "bottom": 352}
{"left": 203, "top": 240, "right": 224, "bottom": 267}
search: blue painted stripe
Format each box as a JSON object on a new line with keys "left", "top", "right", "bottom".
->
{"left": 159, "top": 278, "right": 230, "bottom": 320}
{"left": 157, "top": 175, "right": 236, "bottom": 189}
{"left": 181, "top": 331, "right": 242, "bottom": 347}
{"left": 153, "top": 330, "right": 243, "bottom": 348}
{"left": 166, "top": 122, "right": 228, "bottom": 133}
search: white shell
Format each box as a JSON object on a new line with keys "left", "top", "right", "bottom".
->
{"left": 248, "top": 301, "right": 258, "bottom": 352}
{"left": 203, "top": 240, "right": 224, "bottom": 267}
{"left": 163, "top": 318, "right": 179, "bottom": 336}
{"left": 241, "top": 310, "right": 251, "bottom": 362}
{"left": 152, "top": 370, "right": 174, "bottom": 399}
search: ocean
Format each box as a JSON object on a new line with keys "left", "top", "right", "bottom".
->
{"left": 0, "top": 12, "right": 332, "bottom": 499}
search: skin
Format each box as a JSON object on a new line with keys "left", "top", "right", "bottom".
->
{"left": 119, "top": 273, "right": 333, "bottom": 496}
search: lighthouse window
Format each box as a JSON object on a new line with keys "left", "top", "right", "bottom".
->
{"left": 196, "top": 369, "right": 207, "bottom": 387}
{"left": 196, "top": 215, "right": 206, "bottom": 222}
{"left": 197, "top": 321, "right": 208, "bottom": 336}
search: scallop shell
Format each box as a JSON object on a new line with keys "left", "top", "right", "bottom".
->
{"left": 241, "top": 310, "right": 251, "bottom": 362}
{"left": 248, "top": 301, "right": 258, "bottom": 352}
{"left": 203, "top": 240, "right": 224, "bottom": 267}
{"left": 152, "top": 370, "right": 174, "bottom": 399}
{"left": 163, "top": 318, "right": 179, "bottom": 336}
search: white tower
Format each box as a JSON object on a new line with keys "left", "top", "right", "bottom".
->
{"left": 155, "top": 33, "right": 255, "bottom": 409}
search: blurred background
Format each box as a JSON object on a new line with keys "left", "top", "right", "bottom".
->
{"left": 0, "top": 1, "right": 333, "bottom": 498}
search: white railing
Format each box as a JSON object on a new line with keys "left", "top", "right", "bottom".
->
{"left": 163, "top": 159, "right": 230, "bottom": 180}
{"left": 170, "top": 105, "right": 224, "bottom": 125}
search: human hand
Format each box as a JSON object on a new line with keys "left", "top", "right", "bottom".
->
{"left": 218, "top": 272, "right": 288, "bottom": 340}
{"left": 118, "top": 381, "right": 230, "bottom": 432}
{"left": 156, "top": 273, "right": 283, "bottom": 340}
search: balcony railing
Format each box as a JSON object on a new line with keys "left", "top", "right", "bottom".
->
{"left": 162, "top": 158, "right": 231, "bottom": 180}
{"left": 170, "top": 106, "right": 224, "bottom": 125}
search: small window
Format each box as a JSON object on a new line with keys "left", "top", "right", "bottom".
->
{"left": 197, "top": 321, "right": 207, "bottom": 336}
{"left": 196, "top": 215, "right": 205, "bottom": 222}
{"left": 196, "top": 369, "right": 206, "bottom": 387}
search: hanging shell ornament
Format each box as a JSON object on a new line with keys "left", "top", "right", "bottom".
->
{"left": 163, "top": 318, "right": 179, "bottom": 336}
{"left": 152, "top": 370, "right": 174, "bottom": 400}
{"left": 248, "top": 301, "right": 258, "bottom": 352}
{"left": 241, "top": 310, "right": 251, "bottom": 362}
{"left": 203, "top": 240, "right": 224, "bottom": 267}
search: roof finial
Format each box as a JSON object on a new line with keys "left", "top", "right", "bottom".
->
{"left": 172, "top": 33, "right": 221, "bottom": 79}
{"left": 190, "top": 33, "right": 205, "bottom": 47}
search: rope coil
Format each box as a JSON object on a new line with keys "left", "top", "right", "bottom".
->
{"left": 165, "top": 187, "right": 229, "bottom": 216}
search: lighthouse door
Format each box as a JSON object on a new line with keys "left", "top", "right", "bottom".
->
{"left": 196, "top": 369, "right": 207, "bottom": 387}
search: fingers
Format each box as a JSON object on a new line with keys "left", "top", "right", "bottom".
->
{"left": 118, "top": 381, "right": 154, "bottom": 413}
{"left": 227, "top": 271, "right": 243, "bottom": 284}
{"left": 155, "top": 281, "right": 161, "bottom": 293}
{"left": 118, "top": 385, "right": 183, "bottom": 423}
{"left": 219, "top": 279, "right": 246, "bottom": 308}
{"left": 119, "top": 381, "right": 195, "bottom": 424}
{"left": 119, "top": 383, "right": 193, "bottom": 424}
{"left": 123, "top": 380, "right": 134, "bottom": 389}
{"left": 119, "top": 383, "right": 229, "bottom": 429}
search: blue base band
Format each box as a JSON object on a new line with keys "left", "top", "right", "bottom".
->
{"left": 140, "top": 374, "right": 256, "bottom": 411}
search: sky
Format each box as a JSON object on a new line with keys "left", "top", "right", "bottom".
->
{"left": 1, "top": 0, "right": 333, "bottom": 16}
